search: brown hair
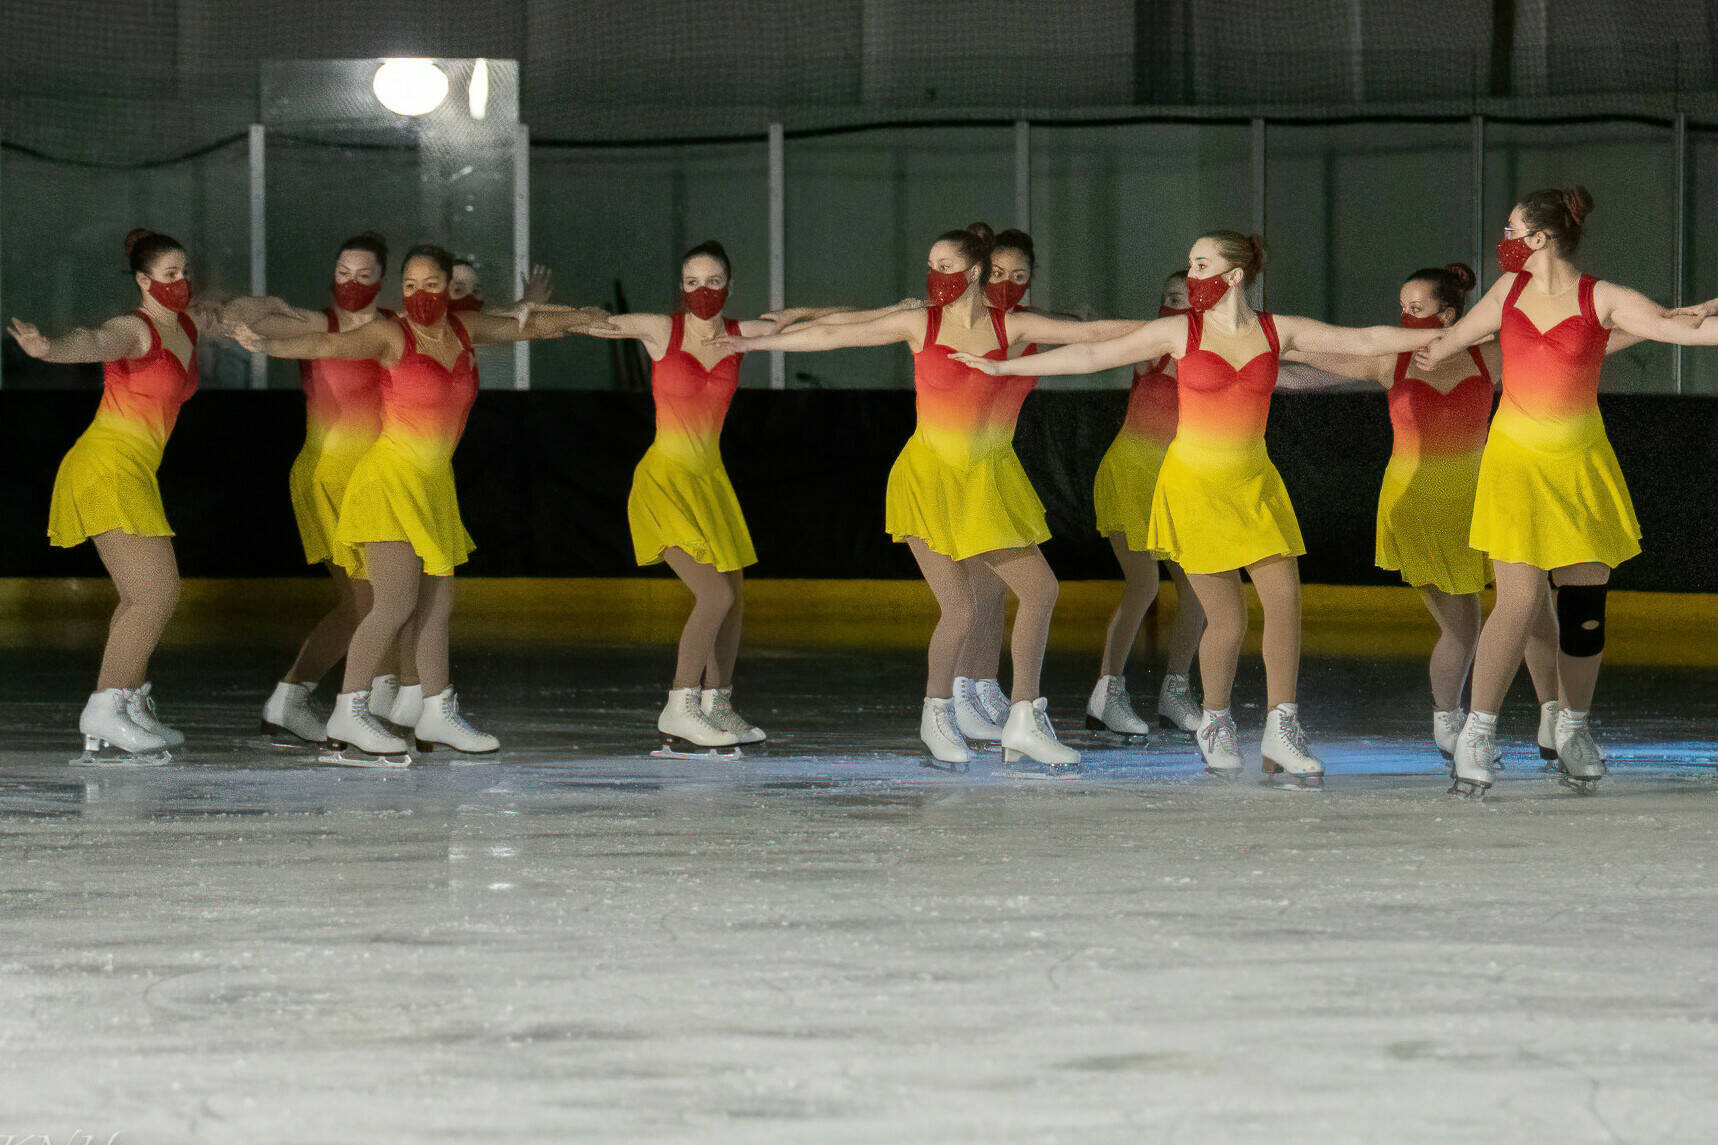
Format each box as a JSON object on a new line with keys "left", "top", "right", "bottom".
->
{"left": 401, "top": 243, "right": 455, "bottom": 278}
{"left": 681, "top": 239, "right": 732, "bottom": 279}
{"left": 1196, "top": 230, "right": 1266, "bottom": 285}
{"left": 992, "top": 227, "right": 1035, "bottom": 273}
{"left": 124, "top": 228, "right": 184, "bottom": 276}
{"left": 1404, "top": 262, "right": 1477, "bottom": 318}
{"left": 1516, "top": 185, "right": 1595, "bottom": 257}
{"left": 932, "top": 221, "right": 995, "bottom": 279}
{"left": 338, "top": 230, "right": 389, "bottom": 272}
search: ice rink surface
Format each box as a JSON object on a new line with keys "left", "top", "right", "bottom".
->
{"left": 3, "top": 639, "right": 1717, "bottom": 1144}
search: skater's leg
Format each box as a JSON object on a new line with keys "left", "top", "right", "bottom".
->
{"left": 284, "top": 561, "right": 365, "bottom": 686}
{"left": 957, "top": 561, "right": 1009, "bottom": 681}
{"left": 1550, "top": 562, "right": 1610, "bottom": 712}
{"left": 340, "top": 542, "right": 421, "bottom": 693}
{"left": 90, "top": 530, "right": 180, "bottom": 691}
{"left": 1468, "top": 560, "right": 1544, "bottom": 715}
{"left": 1248, "top": 556, "right": 1302, "bottom": 710}
{"left": 1098, "top": 535, "right": 1160, "bottom": 678}
{"left": 906, "top": 537, "right": 977, "bottom": 700}
{"left": 393, "top": 610, "right": 421, "bottom": 687}
{"left": 410, "top": 573, "right": 454, "bottom": 696}
{"left": 980, "top": 545, "right": 1058, "bottom": 703}
{"left": 706, "top": 569, "right": 745, "bottom": 688}
{"left": 1163, "top": 561, "right": 1205, "bottom": 678}
{"left": 1419, "top": 587, "right": 1483, "bottom": 712}
{"left": 1185, "top": 570, "right": 1245, "bottom": 712}
{"left": 1523, "top": 580, "right": 1560, "bottom": 704}
{"left": 662, "top": 547, "right": 738, "bottom": 690}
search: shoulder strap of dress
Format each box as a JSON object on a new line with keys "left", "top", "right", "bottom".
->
{"left": 987, "top": 305, "right": 1010, "bottom": 352}
{"left": 724, "top": 316, "right": 741, "bottom": 338}
{"left": 1577, "top": 274, "right": 1601, "bottom": 327}
{"left": 325, "top": 307, "right": 339, "bottom": 333}
{"left": 670, "top": 310, "right": 687, "bottom": 353}
{"left": 1503, "top": 271, "right": 1532, "bottom": 312}
{"left": 1257, "top": 311, "right": 1281, "bottom": 355}
{"left": 1393, "top": 352, "right": 1411, "bottom": 386}
{"left": 394, "top": 313, "right": 417, "bottom": 355}
{"left": 922, "top": 304, "right": 943, "bottom": 347}
{"left": 1467, "top": 345, "right": 1491, "bottom": 383}
{"left": 1184, "top": 310, "right": 1202, "bottom": 356}
{"left": 449, "top": 314, "right": 475, "bottom": 354}
{"left": 132, "top": 309, "right": 162, "bottom": 355}
{"left": 176, "top": 311, "right": 199, "bottom": 345}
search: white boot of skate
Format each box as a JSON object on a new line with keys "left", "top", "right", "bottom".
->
{"left": 75, "top": 689, "right": 170, "bottom": 766}
{"left": 369, "top": 674, "right": 400, "bottom": 722}
{"left": 322, "top": 691, "right": 411, "bottom": 767}
{"left": 701, "top": 686, "right": 766, "bottom": 745}
{"left": 919, "top": 696, "right": 970, "bottom": 768}
{"left": 951, "top": 676, "right": 1004, "bottom": 746}
{"left": 1157, "top": 673, "right": 1203, "bottom": 733}
{"left": 1085, "top": 675, "right": 1151, "bottom": 740}
{"left": 1261, "top": 703, "right": 1325, "bottom": 789}
{"left": 655, "top": 686, "right": 742, "bottom": 759}
{"left": 125, "top": 682, "right": 185, "bottom": 748}
{"left": 262, "top": 681, "right": 327, "bottom": 745}
{"left": 386, "top": 683, "right": 424, "bottom": 730}
{"left": 1001, "top": 698, "right": 1079, "bottom": 768}
{"left": 974, "top": 678, "right": 1012, "bottom": 730}
{"left": 1448, "top": 712, "right": 1497, "bottom": 797}
{"left": 1553, "top": 708, "right": 1606, "bottom": 793}
{"left": 1432, "top": 707, "right": 1464, "bottom": 759}
{"left": 1195, "top": 708, "right": 1243, "bottom": 779}
{"left": 1537, "top": 699, "right": 1561, "bottom": 770}
{"left": 413, "top": 687, "right": 500, "bottom": 756}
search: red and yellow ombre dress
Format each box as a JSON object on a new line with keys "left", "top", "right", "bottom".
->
{"left": 627, "top": 311, "right": 757, "bottom": 572}
{"left": 47, "top": 311, "right": 198, "bottom": 547}
{"left": 1093, "top": 354, "right": 1178, "bottom": 551}
{"left": 1377, "top": 349, "right": 1494, "bottom": 595}
{"left": 885, "top": 305, "right": 1049, "bottom": 560}
{"left": 1144, "top": 311, "right": 1304, "bottom": 573}
{"left": 333, "top": 315, "right": 478, "bottom": 577}
{"left": 290, "top": 308, "right": 387, "bottom": 569}
{"left": 1471, "top": 272, "right": 1640, "bottom": 569}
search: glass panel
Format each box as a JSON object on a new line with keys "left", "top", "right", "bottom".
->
{"left": 1685, "top": 124, "right": 1718, "bottom": 395}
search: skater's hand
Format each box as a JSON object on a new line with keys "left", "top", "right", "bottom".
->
{"left": 949, "top": 350, "right": 1004, "bottom": 374}
{"left": 1669, "top": 297, "right": 1718, "bottom": 320}
{"left": 228, "top": 323, "right": 266, "bottom": 353}
{"left": 520, "top": 264, "right": 553, "bottom": 305}
{"left": 6, "top": 318, "right": 49, "bottom": 358}
{"left": 702, "top": 330, "right": 748, "bottom": 352}
{"left": 1413, "top": 336, "right": 1453, "bottom": 371}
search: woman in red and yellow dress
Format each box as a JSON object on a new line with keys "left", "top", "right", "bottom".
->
{"left": 1418, "top": 187, "right": 1718, "bottom": 794}
{"left": 9, "top": 229, "right": 217, "bottom": 762}
{"left": 959, "top": 231, "right": 1443, "bottom": 787}
{"left": 234, "top": 243, "right": 610, "bottom": 764}
{"left": 719, "top": 223, "right": 1138, "bottom": 769}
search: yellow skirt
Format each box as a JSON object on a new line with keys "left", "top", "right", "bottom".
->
{"left": 1469, "top": 424, "right": 1641, "bottom": 570}
{"left": 1145, "top": 439, "right": 1304, "bottom": 575}
{"left": 1093, "top": 430, "right": 1170, "bottom": 552}
{"left": 47, "top": 425, "right": 173, "bottom": 548}
{"left": 1376, "top": 454, "right": 1491, "bottom": 596}
{"left": 627, "top": 446, "right": 757, "bottom": 572}
{"left": 332, "top": 438, "right": 474, "bottom": 578}
{"left": 884, "top": 433, "right": 1050, "bottom": 561}
{"left": 289, "top": 437, "right": 371, "bottom": 570}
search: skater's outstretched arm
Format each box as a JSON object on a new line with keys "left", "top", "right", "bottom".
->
{"left": 456, "top": 306, "right": 616, "bottom": 344}
{"left": 1004, "top": 310, "right": 1145, "bottom": 348}
{"left": 7, "top": 313, "right": 151, "bottom": 364}
{"left": 230, "top": 318, "right": 403, "bottom": 364}
{"left": 952, "top": 315, "right": 1182, "bottom": 377}
{"left": 712, "top": 307, "right": 925, "bottom": 354}
{"left": 1279, "top": 349, "right": 1390, "bottom": 390}
{"left": 1595, "top": 282, "right": 1718, "bottom": 346}
{"left": 1275, "top": 315, "right": 1440, "bottom": 358}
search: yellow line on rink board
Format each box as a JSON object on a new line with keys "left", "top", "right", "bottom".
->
{"left": 0, "top": 577, "right": 1713, "bottom": 665}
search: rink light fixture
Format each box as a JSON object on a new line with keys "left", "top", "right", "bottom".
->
{"left": 372, "top": 58, "right": 449, "bottom": 117}
{"left": 470, "top": 58, "right": 490, "bottom": 119}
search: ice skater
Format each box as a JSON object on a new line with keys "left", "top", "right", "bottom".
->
{"left": 233, "top": 244, "right": 611, "bottom": 765}
{"left": 1417, "top": 187, "right": 1718, "bottom": 795}
{"left": 9, "top": 229, "right": 218, "bottom": 763}
{"left": 957, "top": 231, "right": 1445, "bottom": 787}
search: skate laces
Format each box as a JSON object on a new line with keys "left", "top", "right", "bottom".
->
{"left": 1277, "top": 710, "right": 1310, "bottom": 757}
{"left": 936, "top": 701, "right": 962, "bottom": 744}
{"left": 1034, "top": 705, "right": 1058, "bottom": 741}
{"left": 1201, "top": 714, "right": 1237, "bottom": 755}
{"left": 443, "top": 694, "right": 480, "bottom": 735}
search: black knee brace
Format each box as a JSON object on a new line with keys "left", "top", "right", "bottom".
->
{"left": 1555, "top": 583, "right": 1608, "bottom": 658}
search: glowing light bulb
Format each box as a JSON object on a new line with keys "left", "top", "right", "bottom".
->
{"left": 372, "top": 59, "right": 449, "bottom": 117}
{"left": 469, "top": 58, "right": 490, "bottom": 120}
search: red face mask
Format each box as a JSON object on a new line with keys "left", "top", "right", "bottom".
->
{"left": 1496, "top": 235, "right": 1536, "bottom": 274}
{"left": 1400, "top": 312, "right": 1445, "bottom": 329}
{"left": 683, "top": 286, "right": 729, "bottom": 321}
{"left": 1183, "top": 272, "right": 1231, "bottom": 313}
{"left": 332, "top": 279, "right": 382, "bottom": 313}
{"left": 404, "top": 288, "right": 449, "bottom": 327}
{"left": 148, "top": 277, "right": 193, "bottom": 313}
{"left": 449, "top": 295, "right": 484, "bottom": 313}
{"left": 984, "top": 280, "right": 1028, "bottom": 311}
{"left": 1159, "top": 304, "right": 1190, "bottom": 319}
{"left": 925, "top": 269, "right": 971, "bottom": 307}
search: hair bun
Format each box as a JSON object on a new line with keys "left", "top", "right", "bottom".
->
{"left": 965, "top": 221, "right": 996, "bottom": 246}
{"left": 1246, "top": 233, "right": 1267, "bottom": 275}
{"left": 1563, "top": 185, "right": 1594, "bottom": 225}
{"left": 1445, "top": 262, "right": 1477, "bottom": 292}
{"left": 124, "top": 228, "right": 154, "bottom": 258}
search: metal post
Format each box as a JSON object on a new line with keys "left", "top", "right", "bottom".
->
{"left": 1250, "top": 117, "right": 1266, "bottom": 308}
{"left": 0, "top": 130, "right": 5, "bottom": 388}
{"left": 1472, "top": 114, "right": 1486, "bottom": 286}
{"left": 1674, "top": 111, "right": 1687, "bottom": 394}
{"left": 768, "top": 121, "right": 786, "bottom": 390}
{"left": 1013, "top": 120, "right": 1031, "bottom": 232}
{"left": 248, "top": 124, "right": 267, "bottom": 390}
{"left": 513, "top": 123, "right": 531, "bottom": 391}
